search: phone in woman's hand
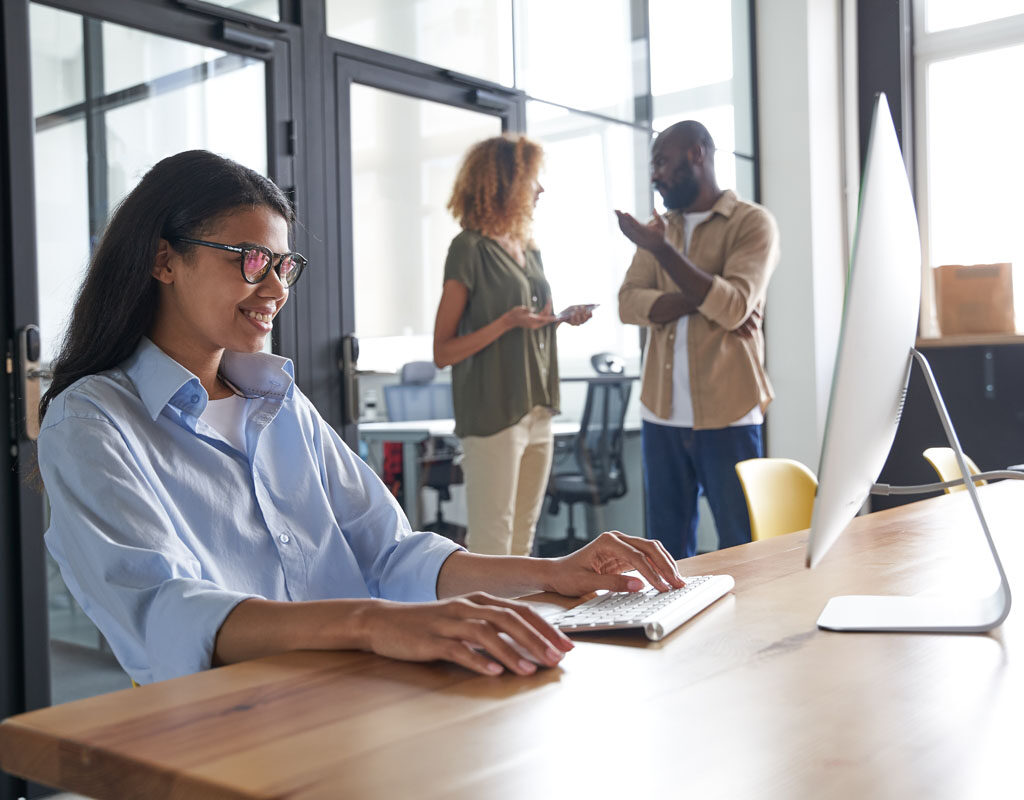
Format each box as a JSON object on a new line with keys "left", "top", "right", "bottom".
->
{"left": 554, "top": 303, "right": 599, "bottom": 322}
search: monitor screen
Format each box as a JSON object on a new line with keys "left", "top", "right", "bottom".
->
{"left": 805, "top": 93, "right": 922, "bottom": 570}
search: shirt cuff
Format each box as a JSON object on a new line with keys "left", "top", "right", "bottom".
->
{"left": 619, "top": 287, "right": 663, "bottom": 324}
{"left": 143, "top": 581, "right": 258, "bottom": 684}
{"left": 378, "top": 532, "right": 465, "bottom": 602}
{"left": 696, "top": 274, "right": 736, "bottom": 328}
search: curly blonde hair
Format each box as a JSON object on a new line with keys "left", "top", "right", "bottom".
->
{"left": 447, "top": 134, "right": 543, "bottom": 243}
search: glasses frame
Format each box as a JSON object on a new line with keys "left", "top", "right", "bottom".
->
{"left": 172, "top": 236, "right": 308, "bottom": 287}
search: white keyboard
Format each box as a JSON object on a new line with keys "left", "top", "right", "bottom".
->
{"left": 549, "top": 574, "right": 735, "bottom": 641}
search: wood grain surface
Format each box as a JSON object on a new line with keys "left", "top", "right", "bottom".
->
{"left": 2, "top": 482, "right": 1021, "bottom": 800}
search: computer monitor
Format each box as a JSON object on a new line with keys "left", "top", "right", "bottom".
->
{"left": 805, "top": 93, "right": 1012, "bottom": 632}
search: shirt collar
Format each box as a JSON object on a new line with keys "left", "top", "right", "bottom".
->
{"left": 666, "top": 189, "right": 738, "bottom": 223}
{"left": 219, "top": 348, "right": 295, "bottom": 401}
{"left": 122, "top": 337, "right": 295, "bottom": 420}
{"left": 710, "top": 189, "right": 738, "bottom": 217}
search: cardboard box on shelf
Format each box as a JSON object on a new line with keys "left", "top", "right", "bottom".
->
{"left": 934, "top": 262, "right": 1015, "bottom": 336}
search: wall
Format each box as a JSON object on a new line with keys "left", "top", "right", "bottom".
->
{"left": 756, "top": 0, "right": 850, "bottom": 472}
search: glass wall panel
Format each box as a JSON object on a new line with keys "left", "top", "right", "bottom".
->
{"left": 923, "top": 0, "right": 1024, "bottom": 33}
{"left": 350, "top": 85, "right": 501, "bottom": 373}
{"left": 29, "top": 4, "right": 85, "bottom": 117}
{"left": 105, "top": 61, "right": 267, "bottom": 210}
{"left": 34, "top": 121, "right": 90, "bottom": 365}
{"left": 649, "top": 0, "right": 733, "bottom": 98}
{"left": 515, "top": 0, "right": 642, "bottom": 122}
{"left": 103, "top": 22, "right": 242, "bottom": 97}
{"left": 327, "top": 0, "right": 514, "bottom": 87}
{"left": 650, "top": 0, "right": 754, "bottom": 160}
{"left": 735, "top": 155, "right": 756, "bottom": 206}
{"left": 526, "top": 101, "right": 651, "bottom": 378}
{"left": 924, "top": 44, "right": 1024, "bottom": 325}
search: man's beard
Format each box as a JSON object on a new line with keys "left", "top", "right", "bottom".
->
{"left": 660, "top": 175, "right": 700, "bottom": 211}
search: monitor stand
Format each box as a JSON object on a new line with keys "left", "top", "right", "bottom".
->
{"left": 817, "top": 348, "right": 1015, "bottom": 633}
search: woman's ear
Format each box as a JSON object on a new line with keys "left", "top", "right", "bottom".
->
{"left": 152, "top": 239, "right": 176, "bottom": 285}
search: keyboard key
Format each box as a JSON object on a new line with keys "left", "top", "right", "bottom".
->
{"left": 549, "top": 574, "right": 735, "bottom": 641}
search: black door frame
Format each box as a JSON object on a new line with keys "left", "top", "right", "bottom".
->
{"left": 0, "top": 3, "right": 43, "bottom": 799}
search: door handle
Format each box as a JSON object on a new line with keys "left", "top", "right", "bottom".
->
{"left": 17, "top": 324, "right": 43, "bottom": 441}
{"left": 339, "top": 334, "right": 360, "bottom": 425}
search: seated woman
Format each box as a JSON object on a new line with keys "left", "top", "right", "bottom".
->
{"left": 37, "top": 150, "right": 683, "bottom": 685}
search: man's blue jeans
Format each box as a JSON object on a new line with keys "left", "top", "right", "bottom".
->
{"left": 641, "top": 420, "right": 764, "bottom": 560}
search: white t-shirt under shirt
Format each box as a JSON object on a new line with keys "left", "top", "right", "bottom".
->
{"left": 200, "top": 393, "right": 249, "bottom": 454}
{"left": 640, "top": 209, "right": 764, "bottom": 429}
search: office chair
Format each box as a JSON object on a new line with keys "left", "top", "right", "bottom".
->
{"left": 922, "top": 446, "right": 985, "bottom": 493}
{"left": 734, "top": 457, "right": 818, "bottom": 541}
{"left": 540, "top": 375, "right": 631, "bottom": 556}
{"left": 383, "top": 361, "right": 454, "bottom": 421}
{"left": 591, "top": 351, "right": 625, "bottom": 375}
{"left": 382, "top": 362, "right": 464, "bottom": 542}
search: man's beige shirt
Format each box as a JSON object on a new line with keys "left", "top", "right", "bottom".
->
{"left": 618, "top": 190, "right": 780, "bottom": 429}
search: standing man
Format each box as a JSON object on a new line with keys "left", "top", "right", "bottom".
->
{"left": 616, "top": 120, "right": 780, "bottom": 559}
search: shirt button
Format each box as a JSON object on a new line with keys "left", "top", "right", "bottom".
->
{"left": 532, "top": 295, "right": 538, "bottom": 303}
{"left": 539, "top": 342, "right": 545, "bottom": 349}
{"left": 279, "top": 533, "right": 290, "bottom": 544}
{"left": 191, "top": 394, "right": 200, "bottom": 404}
{"left": 668, "top": 332, "right": 674, "bottom": 339}
{"left": 665, "top": 363, "right": 671, "bottom": 370}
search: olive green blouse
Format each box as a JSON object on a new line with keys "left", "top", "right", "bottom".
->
{"left": 444, "top": 230, "right": 560, "bottom": 438}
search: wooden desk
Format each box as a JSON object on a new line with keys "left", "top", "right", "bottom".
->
{"left": 2, "top": 483, "right": 1021, "bottom": 799}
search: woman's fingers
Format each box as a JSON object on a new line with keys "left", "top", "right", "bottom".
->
{"left": 621, "top": 535, "right": 684, "bottom": 588}
{"left": 484, "top": 595, "right": 574, "bottom": 652}
{"left": 430, "top": 595, "right": 571, "bottom": 675}
{"left": 572, "top": 532, "right": 685, "bottom": 592}
{"left": 453, "top": 621, "right": 543, "bottom": 676}
{"left": 597, "top": 534, "right": 673, "bottom": 591}
{"left": 440, "top": 637, "right": 506, "bottom": 676}
{"left": 457, "top": 594, "right": 572, "bottom": 656}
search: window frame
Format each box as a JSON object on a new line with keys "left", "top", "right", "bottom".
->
{"left": 912, "top": 4, "right": 1024, "bottom": 337}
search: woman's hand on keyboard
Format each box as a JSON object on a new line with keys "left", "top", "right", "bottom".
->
{"left": 359, "top": 593, "right": 573, "bottom": 677}
{"left": 545, "top": 531, "right": 686, "bottom": 597}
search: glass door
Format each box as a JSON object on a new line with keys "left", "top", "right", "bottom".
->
{"left": 349, "top": 85, "right": 502, "bottom": 376}
{"left": 3, "top": 3, "right": 291, "bottom": 753}
{"left": 329, "top": 48, "right": 522, "bottom": 531}
{"left": 28, "top": 2, "right": 278, "bottom": 708}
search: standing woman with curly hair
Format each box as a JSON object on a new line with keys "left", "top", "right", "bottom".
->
{"left": 433, "top": 135, "right": 592, "bottom": 556}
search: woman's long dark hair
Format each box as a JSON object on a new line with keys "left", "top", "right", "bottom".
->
{"left": 39, "top": 150, "right": 293, "bottom": 422}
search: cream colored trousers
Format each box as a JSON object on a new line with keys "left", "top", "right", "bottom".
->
{"left": 460, "top": 406, "right": 554, "bottom": 556}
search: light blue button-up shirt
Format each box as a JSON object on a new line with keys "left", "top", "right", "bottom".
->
{"left": 39, "top": 337, "right": 462, "bottom": 684}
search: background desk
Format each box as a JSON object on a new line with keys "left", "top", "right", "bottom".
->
{"left": 358, "top": 419, "right": 581, "bottom": 528}
{"left": 2, "top": 483, "right": 1021, "bottom": 799}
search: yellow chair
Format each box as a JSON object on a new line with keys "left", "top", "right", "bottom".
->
{"left": 735, "top": 457, "right": 818, "bottom": 541}
{"left": 922, "top": 446, "right": 985, "bottom": 493}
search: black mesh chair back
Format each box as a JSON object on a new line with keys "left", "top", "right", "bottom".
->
{"left": 540, "top": 375, "right": 632, "bottom": 555}
{"left": 575, "top": 378, "right": 631, "bottom": 503}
